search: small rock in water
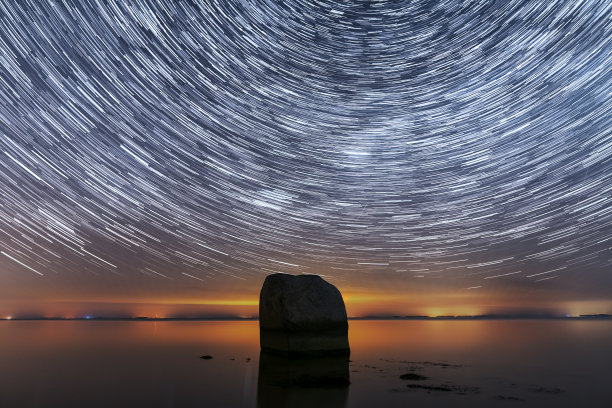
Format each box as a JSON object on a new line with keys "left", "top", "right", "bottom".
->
{"left": 529, "top": 386, "right": 564, "bottom": 394}
{"left": 407, "top": 384, "right": 452, "bottom": 392}
{"left": 494, "top": 395, "right": 524, "bottom": 401}
{"left": 200, "top": 355, "right": 213, "bottom": 360}
{"left": 400, "top": 373, "right": 429, "bottom": 381}
{"left": 407, "top": 383, "right": 480, "bottom": 394}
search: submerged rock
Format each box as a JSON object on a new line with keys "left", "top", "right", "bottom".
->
{"left": 400, "top": 373, "right": 428, "bottom": 381}
{"left": 259, "top": 273, "right": 350, "bottom": 356}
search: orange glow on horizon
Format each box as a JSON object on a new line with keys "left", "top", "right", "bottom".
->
{"left": 340, "top": 291, "right": 491, "bottom": 317}
{"left": 2, "top": 290, "right": 611, "bottom": 318}
{"left": 163, "top": 299, "right": 259, "bottom": 307}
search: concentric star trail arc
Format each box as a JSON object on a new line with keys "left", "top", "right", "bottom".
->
{"left": 0, "top": 0, "right": 610, "bottom": 295}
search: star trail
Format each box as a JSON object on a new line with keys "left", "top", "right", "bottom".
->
{"left": 0, "top": 0, "right": 611, "bottom": 314}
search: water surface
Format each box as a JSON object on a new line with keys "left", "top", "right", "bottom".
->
{"left": 1, "top": 320, "right": 610, "bottom": 407}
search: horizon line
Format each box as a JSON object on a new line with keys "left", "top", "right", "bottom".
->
{"left": 3, "top": 313, "right": 611, "bottom": 321}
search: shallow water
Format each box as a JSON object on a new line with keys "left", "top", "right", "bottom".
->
{"left": 0, "top": 320, "right": 610, "bottom": 407}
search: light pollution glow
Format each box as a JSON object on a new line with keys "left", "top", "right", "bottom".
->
{"left": 2, "top": 289, "right": 611, "bottom": 319}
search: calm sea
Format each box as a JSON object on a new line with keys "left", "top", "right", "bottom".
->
{"left": 0, "top": 320, "right": 610, "bottom": 407}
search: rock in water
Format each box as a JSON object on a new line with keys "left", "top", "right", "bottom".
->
{"left": 257, "top": 352, "right": 350, "bottom": 407}
{"left": 259, "top": 273, "right": 350, "bottom": 356}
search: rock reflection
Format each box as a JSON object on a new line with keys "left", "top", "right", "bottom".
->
{"left": 257, "top": 352, "right": 349, "bottom": 408}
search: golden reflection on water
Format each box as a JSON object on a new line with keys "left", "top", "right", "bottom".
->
{"left": 10, "top": 319, "right": 608, "bottom": 352}
{"left": 6, "top": 319, "right": 611, "bottom": 350}
{"left": 349, "top": 320, "right": 541, "bottom": 350}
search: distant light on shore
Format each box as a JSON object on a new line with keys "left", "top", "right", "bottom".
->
{"left": 6, "top": 316, "right": 12, "bottom": 320}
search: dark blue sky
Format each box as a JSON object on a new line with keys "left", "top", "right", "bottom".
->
{"left": 0, "top": 0, "right": 610, "bottom": 316}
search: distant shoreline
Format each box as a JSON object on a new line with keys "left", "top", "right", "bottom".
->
{"left": 2, "top": 314, "right": 611, "bottom": 321}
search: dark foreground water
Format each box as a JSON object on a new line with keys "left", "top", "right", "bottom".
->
{"left": 0, "top": 320, "right": 610, "bottom": 407}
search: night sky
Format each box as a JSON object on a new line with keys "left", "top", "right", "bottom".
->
{"left": 1, "top": 0, "right": 611, "bottom": 318}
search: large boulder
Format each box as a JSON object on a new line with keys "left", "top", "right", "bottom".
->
{"left": 259, "top": 273, "right": 350, "bottom": 356}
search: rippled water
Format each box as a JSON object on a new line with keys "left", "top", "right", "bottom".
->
{"left": 1, "top": 320, "right": 610, "bottom": 407}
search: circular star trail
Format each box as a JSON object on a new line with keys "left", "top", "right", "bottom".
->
{"left": 0, "top": 0, "right": 610, "bottom": 291}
